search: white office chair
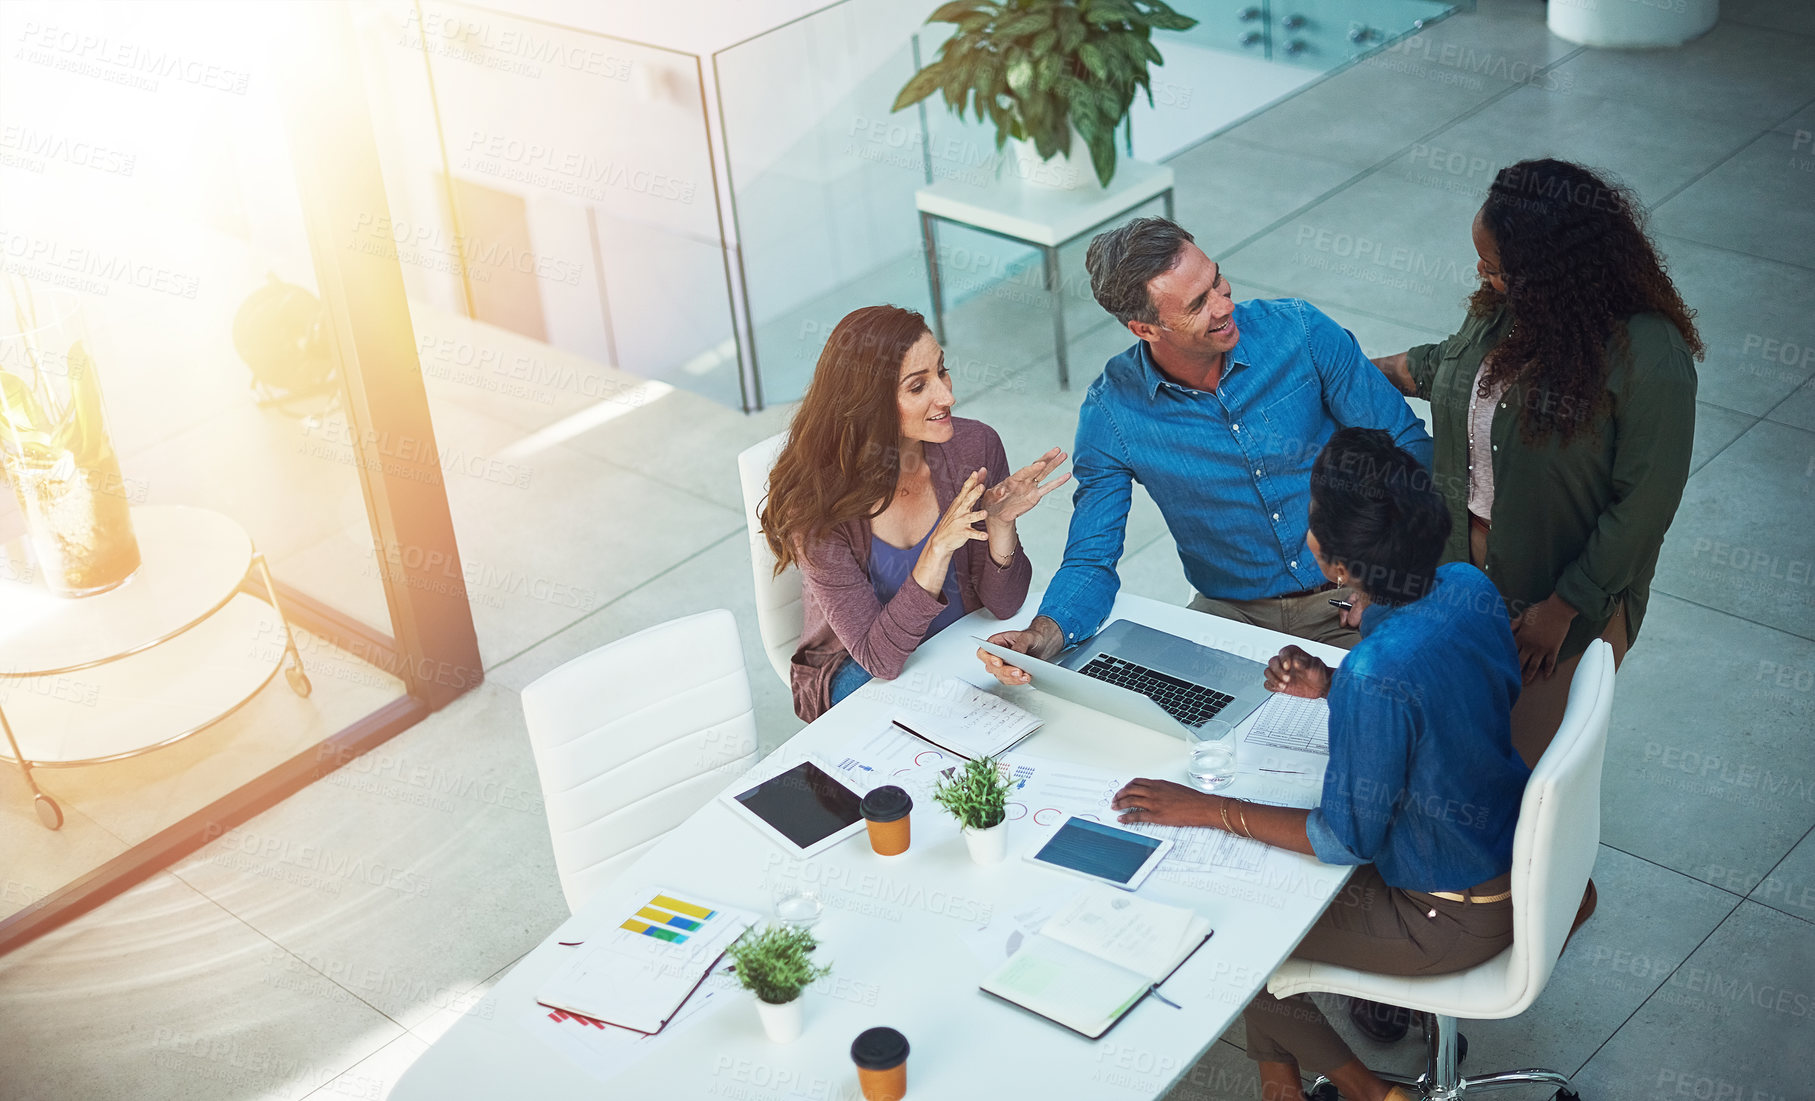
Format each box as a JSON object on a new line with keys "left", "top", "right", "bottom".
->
{"left": 519, "top": 609, "right": 760, "bottom": 914}
{"left": 737, "top": 430, "right": 802, "bottom": 687}
{"left": 1269, "top": 639, "right": 1616, "bottom": 1101}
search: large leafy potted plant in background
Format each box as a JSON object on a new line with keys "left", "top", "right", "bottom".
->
{"left": 892, "top": 0, "right": 1196, "bottom": 190}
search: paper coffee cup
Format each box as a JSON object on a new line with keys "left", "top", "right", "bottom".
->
{"left": 851, "top": 1026, "right": 909, "bottom": 1101}
{"left": 860, "top": 786, "right": 912, "bottom": 856}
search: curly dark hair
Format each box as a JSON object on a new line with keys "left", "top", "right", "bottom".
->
{"left": 1469, "top": 159, "right": 1703, "bottom": 444}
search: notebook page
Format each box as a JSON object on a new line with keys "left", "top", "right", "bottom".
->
{"left": 979, "top": 934, "right": 1150, "bottom": 1038}
{"left": 1039, "top": 884, "right": 1208, "bottom": 981}
{"left": 893, "top": 678, "right": 1042, "bottom": 760}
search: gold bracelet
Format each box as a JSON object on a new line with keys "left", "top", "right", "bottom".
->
{"left": 1218, "top": 800, "right": 1234, "bottom": 834}
{"left": 1236, "top": 804, "right": 1255, "bottom": 840}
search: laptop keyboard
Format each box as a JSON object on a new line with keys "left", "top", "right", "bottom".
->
{"left": 1077, "top": 655, "right": 1235, "bottom": 728}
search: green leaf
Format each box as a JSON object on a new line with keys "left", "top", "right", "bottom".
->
{"left": 1077, "top": 41, "right": 1107, "bottom": 80}
{"left": 996, "top": 12, "right": 1049, "bottom": 36}
{"left": 1030, "top": 28, "right": 1057, "bottom": 55}
{"left": 1138, "top": 1, "right": 1199, "bottom": 31}
{"left": 1035, "top": 53, "right": 1062, "bottom": 92}
{"left": 1084, "top": 121, "right": 1117, "bottom": 186}
{"left": 928, "top": 0, "right": 985, "bottom": 23}
{"left": 891, "top": 64, "right": 945, "bottom": 111}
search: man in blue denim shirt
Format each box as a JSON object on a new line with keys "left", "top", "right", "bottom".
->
{"left": 978, "top": 218, "right": 1431, "bottom": 680}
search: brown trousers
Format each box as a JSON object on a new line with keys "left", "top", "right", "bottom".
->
{"left": 1243, "top": 865, "right": 1514, "bottom": 1073}
{"left": 1469, "top": 520, "right": 1630, "bottom": 767}
{"left": 1188, "top": 589, "right": 1360, "bottom": 651}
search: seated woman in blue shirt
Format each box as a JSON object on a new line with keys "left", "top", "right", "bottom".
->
{"left": 1113, "top": 426, "right": 1530, "bottom": 1101}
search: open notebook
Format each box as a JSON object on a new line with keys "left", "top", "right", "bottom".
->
{"left": 979, "top": 884, "right": 1212, "bottom": 1038}
{"left": 890, "top": 677, "right": 1043, "bottom": 760}
{"left": 537, "top": 888, "right": 757, "bottom": 1035}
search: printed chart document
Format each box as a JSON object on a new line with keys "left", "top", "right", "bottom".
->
{"left": 890, "top": 677, "right": 1043, "bottom": 760}
{"left": 979, "top": 884, "right": 1211, "bottom": 1038}
{"left": 536, "top": 888, "right": 756, "bottom": 1034}
{"left": 1243, "top": 693, "right": 1330, "bottom": 755}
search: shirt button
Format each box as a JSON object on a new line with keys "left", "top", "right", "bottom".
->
{"left": 1254, "top": 469, "right": 1262, "bottom": 477}
{"left": 1272, "top": 512, "right": 1280, "bottom": 521}
{"left": 1233, "top": 424, "right": 1242, "bottom": 432}
{"left": 1290, "top": 560, "right": 1298, "bottom": 569}
{"left": 1492, "top": 445, "right": 1499, "bottom": 452}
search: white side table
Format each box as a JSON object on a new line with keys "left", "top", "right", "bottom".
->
{"left": 915, "top": 160, "right": 1175, "bottom": 387}
{"left": 0, "top": 505, "right": 311, "bottom": 829}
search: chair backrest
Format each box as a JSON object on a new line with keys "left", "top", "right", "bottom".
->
{"left": 737, "top": 430, "right": 801, "bottom": 687}
{"left": 1504, "top": 639, "right": 1616, "bottom": 1011}
{"left": 519, "top": 609, "right": 758, "bottom": 914}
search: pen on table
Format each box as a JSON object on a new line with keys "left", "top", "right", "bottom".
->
{"left": 1328, "top": 597, "right": 1353, "bottom": 611}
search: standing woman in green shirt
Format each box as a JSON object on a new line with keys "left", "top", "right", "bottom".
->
{"left": 1373, "top": 158, "right": 1702, "bottom": 767}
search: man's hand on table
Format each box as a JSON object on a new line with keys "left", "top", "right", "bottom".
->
{"left": 1264, "top": 645, "right": 1332, "bottom": 699}
{"left": 1112, "top": 778, "right": 1218, "bottom": 827}
{"left": 976, "top": 614, "right": 1066, "bottom": 686}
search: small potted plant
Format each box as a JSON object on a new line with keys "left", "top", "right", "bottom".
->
{"left": 891, "top": 0, "right": 1197, "bottom": 189}
{"left": 934, "top": 755, "right": 1013, "bottom": 864}
{"left": 724, "top": 923, "right": 831, "bottom": 1043}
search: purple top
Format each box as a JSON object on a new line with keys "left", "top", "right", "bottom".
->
{"left": 788, "top": 417, "right": 1033, "bottom": 721}
{"left": 868, "top": 528, "right": 967, "bottom": 643}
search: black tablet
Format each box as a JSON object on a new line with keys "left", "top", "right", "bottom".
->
{"left": 723, "top": 754, "right": 868, "bottom": 855}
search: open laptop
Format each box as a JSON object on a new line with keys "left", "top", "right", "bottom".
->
{"left": 975, "top": 619, "right": 1272, "bottom": 739}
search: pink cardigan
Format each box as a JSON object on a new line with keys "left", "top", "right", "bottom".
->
{"left": 789, "top": 417, "right": 1033, "bottom": 721}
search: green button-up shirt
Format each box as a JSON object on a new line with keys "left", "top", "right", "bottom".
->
{"left": 1407, "top": 306, "right": 1697, "bottom": 662}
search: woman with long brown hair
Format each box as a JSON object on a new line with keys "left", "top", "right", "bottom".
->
{"left": 1358, "top": 161, "right": 1700, "bottom": 1041}
{"left": 1375, "top": 158, "right": 1701, "bottom": 765}
{"left": 762, "top": 305, "right": 1069, "bottom": 721}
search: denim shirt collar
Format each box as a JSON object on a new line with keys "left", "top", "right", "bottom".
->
{"left": 1358, "top": 576, "right": 1447, "bottom": 637}
{"left": 1134, "top": 338, "right": 1249, "bottom": 399}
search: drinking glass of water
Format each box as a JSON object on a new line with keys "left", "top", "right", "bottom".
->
{"left": 1186, "top": 717, "right": 1238, "bottom": 792}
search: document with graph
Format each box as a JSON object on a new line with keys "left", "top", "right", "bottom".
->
{"left": 536, "top": 887, "right": 757, "bottom": 1034}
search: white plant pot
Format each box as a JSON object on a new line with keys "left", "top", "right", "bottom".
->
{"left": 1009, "top": 125, "right": 1100, "bottom": 192}
{"left": 962, "top": 820, "right": 1009, "bottom": 865}
{"left": 755, "top": 996, "right": 803, "bottom": 1043}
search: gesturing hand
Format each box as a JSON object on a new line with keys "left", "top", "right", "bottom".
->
{"left": 1264, "top": 644, "right": 1332, "bottom": 699}
{"left": 980, "top": 447, "right": 1070, "bottom": 526}
{"left": 912, "top": 468, "right": 989, "bottom": 596}
{"left": 1112, "top": 778, "right": 1216, "bottom": 827}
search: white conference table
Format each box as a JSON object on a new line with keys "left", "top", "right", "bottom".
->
{"left": 393, "top": 591, "right": 1351, "bottom": 1101}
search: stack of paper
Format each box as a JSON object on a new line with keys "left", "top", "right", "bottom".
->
{"left": 537, "top": 888, "right": 756, "bottom": 1035}
{"left": 891, "top": 677, "right": 1043, "bottom": 760}
{"left": 979, "top": 884, "right": 1211, "bottom": 1038}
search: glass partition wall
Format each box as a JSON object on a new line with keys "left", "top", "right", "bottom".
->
{"left": 315, "top": 0, "right": 1452, "bottom": 416}
{"left": 0, "top": 0, "right": 482, "bottom": 950}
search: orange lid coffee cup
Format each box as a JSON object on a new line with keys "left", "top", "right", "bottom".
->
{"left": 860, "top": 786, "right": 912, "bottom": 856}
{"left": 851, "top": 1026, "right": 909, "bottom": 1101}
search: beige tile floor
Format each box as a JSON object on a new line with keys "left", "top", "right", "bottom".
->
{"left": 4, "top": 2, "right": 1814, "bottom": 1098}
